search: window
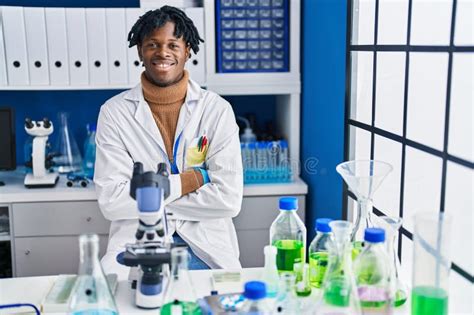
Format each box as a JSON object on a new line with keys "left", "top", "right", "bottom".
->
{"left": 345, "top": 0, "right": 473, "bottom": 313}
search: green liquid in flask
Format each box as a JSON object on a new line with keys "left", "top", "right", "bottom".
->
{"left": 394, "top": 289, "right": 407, "bottom": 307}
{"left": 309, "top": 252, "right": 328, "bottom": 288}
{"left": 352, "top": 241, "right": 364, "bottom": 260}
{"left": 411, "top": 286, "right": 448, "bottom": 315}
{"left": 323, "top": 275, "right": 351, "bottom": 307}
{"left": 273, "top": 240, "right": 304, "bottom": 272}
{"left": 161, "top": 301, "right": 202, "bottom": 315}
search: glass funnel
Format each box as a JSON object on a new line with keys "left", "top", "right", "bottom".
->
{"left": 53, "top": 111, "right": 82, "bottom": 173}
{"left": 378, "top": 216, "right": 408, "bottom": 307}
{"left": 336, "top": 160, "right": 393, "bottom": 244}
{"left": 68, "top": 234, "right": 118, "bottom": 315}
{"left": 161, "top": 247, "right": 201, "bottom": 315}
{"left": 317, "top": 220, "right": 361, "bottom": 315}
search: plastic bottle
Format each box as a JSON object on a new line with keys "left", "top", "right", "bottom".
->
{"left": 308, "top": 218, "right": 333, "bottom": 288}
{"left": 278, "top": 140, "right": 290, "bottom": 182}
{"left": 256, "top": 141, "right": 268, "bottom": 182}
{"left": 68, "top": 234, "right": 118, "bottom": 315}
{"left": 83, "top": 124, "right": 96, "bottom": 179}
{"left": 269, "top": 197, "right": 306, "bottom": 273}
{"left": 239, "top": 281, "right": 271, "bottom": 314}
{"left": 248, "top": 142, "right": 257, "bottom": 182}
{"left": 354, "top": 228, "right": 391, "bottom": 312}
{"left": 161, "top": 247, "right": 201, "bottom": 315}
{"left": 261, "top": 245, "right": 280, "bottom": 298}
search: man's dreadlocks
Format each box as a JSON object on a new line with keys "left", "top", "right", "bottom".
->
{"left": 127, "top": 6, "right": 204, "bottom": 56}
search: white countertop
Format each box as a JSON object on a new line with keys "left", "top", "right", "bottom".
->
{"left": 0, "top": 169, "right": 308, "bottom": 204}
{"left": 0, "top": 268, "right": 410, "bottom": 315}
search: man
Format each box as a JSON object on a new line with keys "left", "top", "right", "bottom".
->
{"left": 94, "top": 6, "right": 243, "bottom": 279}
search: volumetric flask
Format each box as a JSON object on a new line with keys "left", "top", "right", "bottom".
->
{"left": 411, "top": 212, "right": 452, "bottom": 315}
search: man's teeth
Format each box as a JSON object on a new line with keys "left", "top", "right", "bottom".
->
{"left": 154, "top": 62, "right": 173, "bottom": 68}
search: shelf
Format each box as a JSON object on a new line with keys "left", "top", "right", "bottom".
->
{"left": 0, "top": 234, "right": 10, "bottom": 242}
{"left": 243, "top": 177, "right": 308, "bottom": 197}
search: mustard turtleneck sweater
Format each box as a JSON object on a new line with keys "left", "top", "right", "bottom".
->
{"left": 141, "top": 70, "right": 203, "bottom": 195}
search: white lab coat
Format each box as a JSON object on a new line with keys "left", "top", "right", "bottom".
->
{"left": 94, "top": 78, "right": 243, "bottom": 280}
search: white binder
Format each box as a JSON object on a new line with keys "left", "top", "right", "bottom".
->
{"left": 0, "top": 9, "right": 8, "bottom": 85}
{"left": 24, "top": 7, "right": 49, "bottom": 85}
{"left": 66, "top": 8, "right": 89, "bottom": 85}
{"left": 1, "top": 6, "right": 29, "bottom": 86}
{"left": 184, "top": 7, "right": 206, "bottom": 86}
{"left": 105, "top": 8, "right": 128, "bottom": 85}
{"left": 45, "top": 8, "right": 69, "bottom": 85}
{"left": 125, "top": 8, "right": 143, "bottom": 85}
{"left": 86, "top": 8, "right": 108, "bottom": 85}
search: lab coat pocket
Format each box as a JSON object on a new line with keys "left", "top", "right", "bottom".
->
{"left": 185, "top": 135, "right": 208, "bottom": 168}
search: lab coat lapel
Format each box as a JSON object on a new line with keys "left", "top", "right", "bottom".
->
{"left": 133, "top": 90, "right": 167, "bottom": 158}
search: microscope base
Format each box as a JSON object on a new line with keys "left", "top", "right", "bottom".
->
{"left": 24, "top": 173, "right": 59, "bottom": 188}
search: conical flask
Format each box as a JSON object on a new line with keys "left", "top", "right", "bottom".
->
{"left": 317, "top": 220, "right": 361, "bottom": 315}
{"left": 68, "top": 234, "right": 118, "bottom": 315}
{"left": 53, "top": 112, "right": 82, "bottom": 173}
{"left": 378, "top": 216, "right": 408, "bottom": 307}
{"left": 161, "top": 247, "right": 201, "bottom": 315}
{"left": 336, "top": 160, "right": 392, "bottom": 252}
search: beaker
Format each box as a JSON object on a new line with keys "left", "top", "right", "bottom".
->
{"left": 378, "top": 216, "right": 408, "bottom": 307}
{"left": 53, "top": 112, "right": 82, "bottom": 173}
{"left": 317, "top": 220, "right": 361, "bottom": 315}
{"left": 68, "top": 234, "right": 118, "bottom": 315}
{"left": 336, "top": 160, "right": 393, "bottom": 255}
{"left": 161, "top": 247, "right": 201, "bottom": 315}
{"left": 293, "top": 261, "right": 311, "bottom": 297}
{"left": 411, "top": 212, "right": 452, "bottom": 315}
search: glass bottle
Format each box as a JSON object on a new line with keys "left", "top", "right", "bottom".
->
{"left": 269, "top": 197, "right": 306, "bottom": 273}
{"left": 83, "top": 123, "right": 97, "bottom": 179}
{"left": 161, "top": 247, "right": 201, "bottom": 315}
{"left": 68, "top": 234, "right": 118, "bottom": 315}
{"left": 354, "top": 228, "right": 391, "bottom": 313}
{"left": 261, "top": 245, "right": 280, "bottom": 298}
{"left": 239, "top": 281, "right": 271, "bottom": 314}
{"left": 317, "top": 220, "right": 361, "bottom": 315}
{"left": 53, "top": 111, "right": 82, "bottom": 173}
{"left": 273, "top": 273, "right": 300, "bottom": 315}
{"left": 308, "top": 218, "right": 333, "bottom": 288}
{"left": 378, "top": 216, "right": 408, "bottom": 307}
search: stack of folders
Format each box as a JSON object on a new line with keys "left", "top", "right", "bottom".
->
{"left": 41, "top": 274, "right": 118, "bottom": 313}
{"left": 0, "top": 6, "right": 205, "bottom": 88}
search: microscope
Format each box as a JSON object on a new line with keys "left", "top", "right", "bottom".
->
{"left": 24, "top": 118, "right": 59, "bottom": 188}
{"left": 119, "top": 162, "right": 176, "bottom": 309}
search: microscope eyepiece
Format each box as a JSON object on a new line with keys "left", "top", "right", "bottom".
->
{"left": 42, "top": 117, "right": 51, "bottom": 128}
{"left": 25, "top": 118, "right": 34, "bottom": 129}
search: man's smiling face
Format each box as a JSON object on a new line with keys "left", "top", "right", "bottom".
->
{"left": 138, "top": 21, "right": 190, "bottom": 87}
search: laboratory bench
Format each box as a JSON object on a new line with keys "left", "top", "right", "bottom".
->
{"left": 0, "top": 169, "right": 307, "bottom": 277}
{"left": 0, "top": 268, "right": 410, "bottom": 315}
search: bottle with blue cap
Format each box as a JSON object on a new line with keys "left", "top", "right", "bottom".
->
{"left": 308, "top": 218, "right": 334, "bottom": 288}
{"left": 354, "top": 228, "right": 391, "bottom": 311}
{"left": 239, "top": 281, "right": 271, "bottom": 314}
{"left": 269, "top": 197, "right": 306, "bottom": 273}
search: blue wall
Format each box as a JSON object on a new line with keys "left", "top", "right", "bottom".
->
{"left": 301, "top": 0, "right": 348, "bottom": 237}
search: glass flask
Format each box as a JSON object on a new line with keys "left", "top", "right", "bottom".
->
{"left": 261, "top": 245, "right": 280, "bottom": 298}
{"left": 308, "top": 218, "right": 333, "bottom": 288}
{"left": 53, "top": 111, "right": 82, "bottom": 173}
{"left": 336, "top": 160, "right": 392, "bottom": 257}
{"left": 354, "top": 228, "right": 391, "bottom": 313}
{"left": 317, "top": 220, "right": 361, "bottom": 315}
{"left": 273, "top": 272, "right": 300, "bottom": 315}
{"left": 411, "top": 212, "right": 452, "bottom": 315}
{"left": 269, "top": 197, "right": 306, "bottom": 272}
{"left": 378, "top": 216, "right": 408, "bottom": 307}
{"left": 239, "top": 281, "right": 271, "bottom": 314}
{"left": 83, "top": 123, "right": 97, "bottom": 179}
{"left": 293, "top": 261, "right": 311, "bottom": 297}
{"left": 68, "top": 234, "right": 118, "bottom": 315}
{"left": 161, "top": 247, "right": 201, "bottom": 315}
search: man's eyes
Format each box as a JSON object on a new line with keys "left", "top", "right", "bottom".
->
{"left": 145, "top": 43, "right": 180, "bottom": 49}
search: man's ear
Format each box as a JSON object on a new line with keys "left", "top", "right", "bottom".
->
{"left": 186, "top": 46, "right": 191, "bottom": 60}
